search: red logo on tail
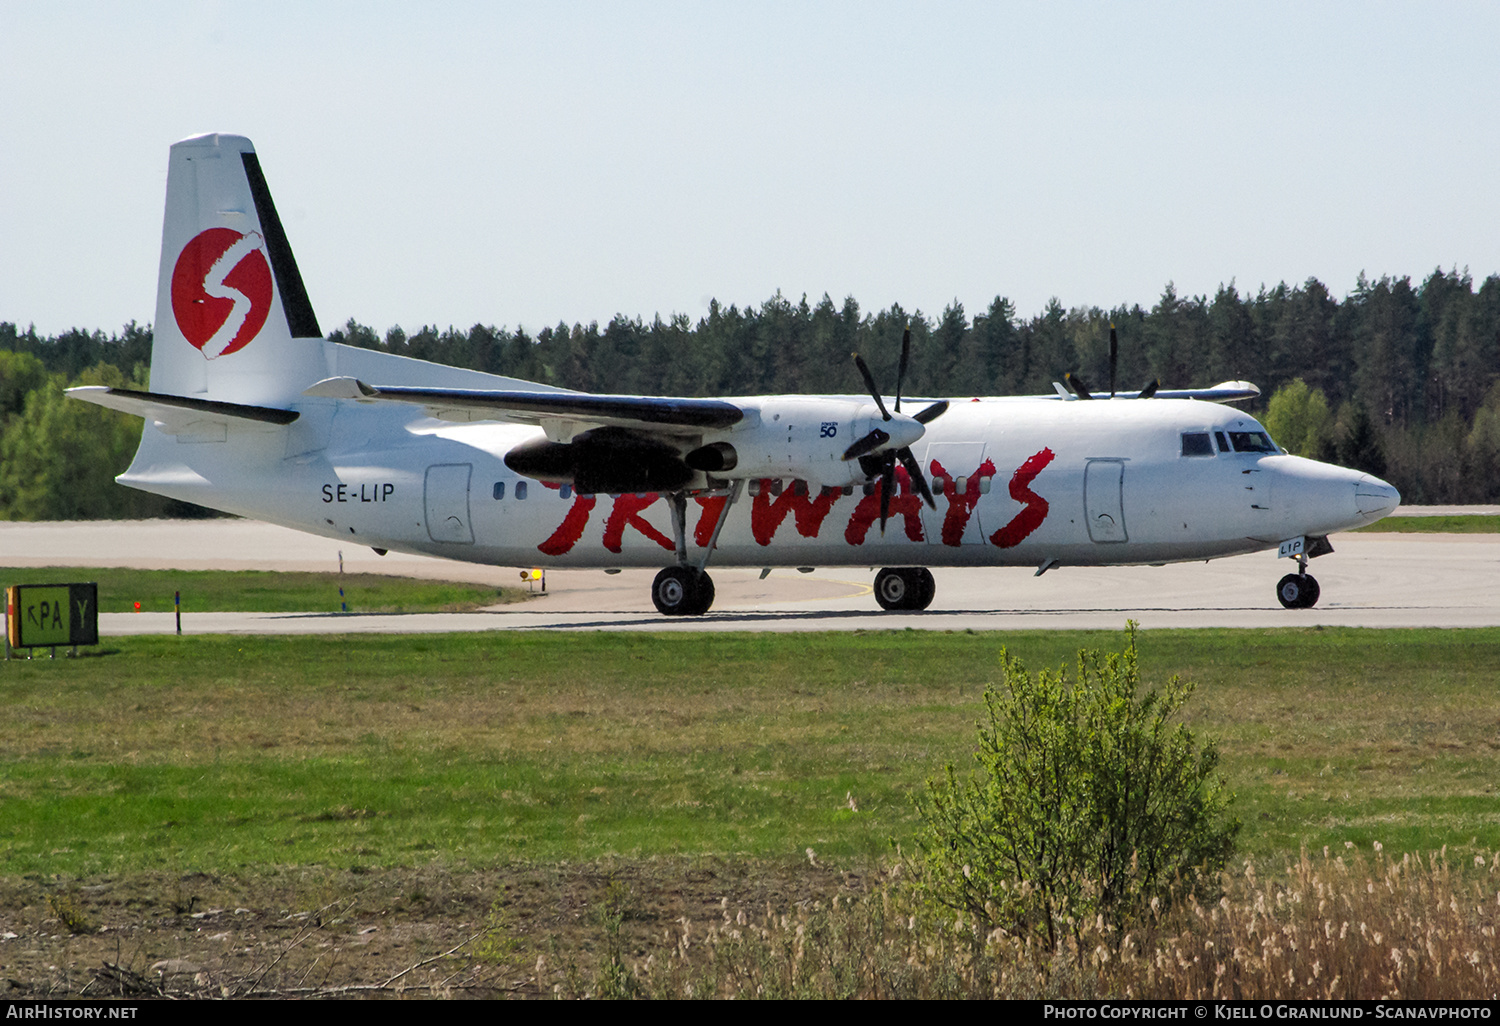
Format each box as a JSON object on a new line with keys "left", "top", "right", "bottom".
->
{"left": 171, "top": 228, "right": 273, "bottom": 359}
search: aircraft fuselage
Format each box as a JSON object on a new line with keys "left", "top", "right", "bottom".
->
{"left": 117, "top": 364, "right": 1396, "bottom": 574}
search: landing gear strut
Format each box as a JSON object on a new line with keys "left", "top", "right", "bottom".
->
{"left": 874, "top": 567, "right": 936, "bottom": 611}
{"left": 1276, "top": 553, "right": 1320, "bottom": 609}
{"left": 651, "top": 480, "right": 742, "bottom": 617}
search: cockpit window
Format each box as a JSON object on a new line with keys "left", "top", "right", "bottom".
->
{"left": 1181, "top": 432, "right": 1214, "bottom": 457}
{"left": 1227, "top": 431, "right": 1278, "bottom": 453}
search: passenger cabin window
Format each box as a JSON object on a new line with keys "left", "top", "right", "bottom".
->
{"left": 1181, "top": 432, "right": 1214, "bottom": 457}
{"left": 515, "top": 481, "right": 528, "bottom": 500}
{"left": 492, "top": 481, "right": 505, "bottom": 500}
{"left": 1227, "top": 431, "right": 1277, "bottom": 453}
{"left": 560, "top": 484, "right": 573, "bottom": 499}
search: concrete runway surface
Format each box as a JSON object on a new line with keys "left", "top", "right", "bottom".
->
{"left": 1, "top": 516, "right": 1495, "bottom": 635}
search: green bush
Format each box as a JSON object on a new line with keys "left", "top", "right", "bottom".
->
{"left": 910, "top": 624, "right": 1238, "bottom": 948}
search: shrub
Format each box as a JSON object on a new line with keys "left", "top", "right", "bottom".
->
{"left": 910, "top": 623, "right": 1238, "bottom": 948}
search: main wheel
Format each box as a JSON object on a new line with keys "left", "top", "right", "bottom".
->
{"left": 874, "top": 567, "right": 932, "bottom": 611}
{"left": 652, "top": 567, "right": 714, "bottom": 616}
{"left": 685, "top": 570, "right": 715, "bottom": 616}
{"left": 912, "top": 567, "right": 936, "bottom": 611}
{"left": 1276, "top": 573, "right": 1319, "bottom": 609}
{"left": 874, "top": 567, "right": 911, "bottom": 611}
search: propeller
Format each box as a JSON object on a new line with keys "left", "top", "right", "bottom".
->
{"left": 1068, "top": 323, "right": 1159, "bottom": 400}
{"left": 840, "top": 426, "right": 890, "bottom": 461}
{"left": 1108, "top": 323, "right": 1118, "bottom": 398}
{"left": 843, "top": 326, "right": 948, "bottom": 534}
{"left": 1065, "top": 323, "right": 1119, "bottom": 401}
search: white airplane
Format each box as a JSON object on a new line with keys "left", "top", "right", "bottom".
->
{"left": 70, "top": 134, "right": 1401, "bottom": 616}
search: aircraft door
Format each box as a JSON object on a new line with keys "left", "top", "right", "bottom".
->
{"left": 1084, "top": 459, "right": 1127, "bottom": 543}
{"left": 425, "top": 464, "right": 474, "bottom": 544}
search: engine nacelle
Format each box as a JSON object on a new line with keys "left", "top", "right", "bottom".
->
{"left": 696, "top": 396, "right": 923, "bottom": 489}
{"left": 504, "top": 426, "right": 694, "bottom": 495}
{"left": 505, "top": 397, "right": 928, "bottom": 494}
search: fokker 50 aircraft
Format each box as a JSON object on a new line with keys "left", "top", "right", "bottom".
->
{"left": 70, "top": 134, "right": 1401, "bottom": 616}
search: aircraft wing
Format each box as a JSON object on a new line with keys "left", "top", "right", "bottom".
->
{"left": 302, "top": 376, "right": 744, "bottom": 434}
{"left": 67, "top": 385, "right": 299, "bottom": 429}
{"left": 1048, "top": 380, "right": 1260, "bottom": 403}
{"left": 1149, "top": 381, "right": 1260, "bottom": 402}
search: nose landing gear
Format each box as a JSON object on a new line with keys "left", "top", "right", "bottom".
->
{"left": 1276, "top": 572, "right": 1320, "bottom": 608}
{"left": 1276, "top": 551, "right": 1321, "bottom": 609}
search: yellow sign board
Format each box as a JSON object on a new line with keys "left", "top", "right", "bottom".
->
{"left": 6, "top": 583, "right": 99, "bottom": 649}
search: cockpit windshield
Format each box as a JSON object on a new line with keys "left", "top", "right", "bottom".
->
{"left": 1226, "top": 430, "right": 1278, "bottom": 453}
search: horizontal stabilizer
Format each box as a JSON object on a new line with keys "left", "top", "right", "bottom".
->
{"left": 67, "top": 385, "right": 299, "bottom": 428}
{"left": 303, "top": 377, "right": 744, "bottom": 432}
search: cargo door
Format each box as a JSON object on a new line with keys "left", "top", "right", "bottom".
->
{"left": 1084, "top": 459, "right": 1127, "bottom": 543}
{"left": 425, "top": 463, "right": 474, "bottom": 544}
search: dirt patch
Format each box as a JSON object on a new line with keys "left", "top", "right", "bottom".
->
{"left": 0, "top": 857, "right": 871, "bottom": 999}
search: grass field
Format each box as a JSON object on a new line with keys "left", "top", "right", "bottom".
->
{"left": 4, "top": 625, "right": 1500, "bottom": 998}
{"left": 3, "top": 627, "right": 1497, "bottom": 878}
{"left": 0, "top": 566, "right": 525, "bottom": 613}
{"left": 1355, "top": 513, "right": 1500, "bottom": 532}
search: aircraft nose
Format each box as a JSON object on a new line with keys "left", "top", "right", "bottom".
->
{"left": 1272, "top": 456, "right": 1400, "bottom": 535}
{"left": 1355, "top": 475, "right": 1400, "bottom": 519}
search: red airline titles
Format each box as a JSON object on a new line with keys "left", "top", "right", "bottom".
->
{"left": 535, "top": 448, "right": 1055, "bottom": 556}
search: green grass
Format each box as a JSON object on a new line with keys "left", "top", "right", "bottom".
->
{"left": 0, "top": 566, "right": 526, "bottom": 613}
{"left": 3, "top": 628, "right": 1499, "bottom": 877}
{"left": 1353, "top": 514, "right": 1500, "bottom": 532}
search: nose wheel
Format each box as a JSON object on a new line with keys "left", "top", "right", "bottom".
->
{"left": 1276, "top": 572, "right": 1320, "bottom": 609}
{"left": 874, "top": 567, "right": 936, "bottom": 611}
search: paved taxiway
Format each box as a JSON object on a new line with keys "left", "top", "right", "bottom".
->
{"left": 1, "top": 517, "right": 1495, "bottom": 634}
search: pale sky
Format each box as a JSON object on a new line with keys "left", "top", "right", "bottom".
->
{"left": 4, "top": 2, "right": 1498, "bottom": 338}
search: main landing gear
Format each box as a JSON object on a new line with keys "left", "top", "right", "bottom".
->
{"left": 652, "top": 565, "right": 716, "bottom": 616}
{"left": 873, "top": 567, "right": 936, "bottom": 611}
{"left": 650, "top": 480, "right": 742, "bottom": 617}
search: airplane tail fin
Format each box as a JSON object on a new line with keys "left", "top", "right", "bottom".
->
{"left": 148, "top": 133, "right": 328, "bottom": 405}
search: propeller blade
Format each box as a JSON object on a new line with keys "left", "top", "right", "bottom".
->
{"left": 895, "top": 326, "right": 911, "bottom": 413}
{"left": 1108, "top": 323, "right": 1118, "bottom": 398}
{"left": 913, "top": 399, "right": 949, "bottom": 424}
{"left": 1065, "top": 372, "right": 1093, "bottom": 400}
{"left": 1138, "top": 378, "right": 1159, "bottom": 399}
{"left": 841, "top": 427, "right": 891, "bottom": 461}
{"left": 879, "top": 455, "right": 895, "bottom": 535}
{"left": 852, "top": 352, "right": 891, "bottom": 421}
{"left": 897, "top": 446, "right": 936, "bottom": 509}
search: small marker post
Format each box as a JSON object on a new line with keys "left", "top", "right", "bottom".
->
{"left": 175, "top": 590, "right": 181, "bottom": 636}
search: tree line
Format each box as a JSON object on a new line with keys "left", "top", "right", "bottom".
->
{"left": 4, "top": 267, "right": 1499, "bottom": 518}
